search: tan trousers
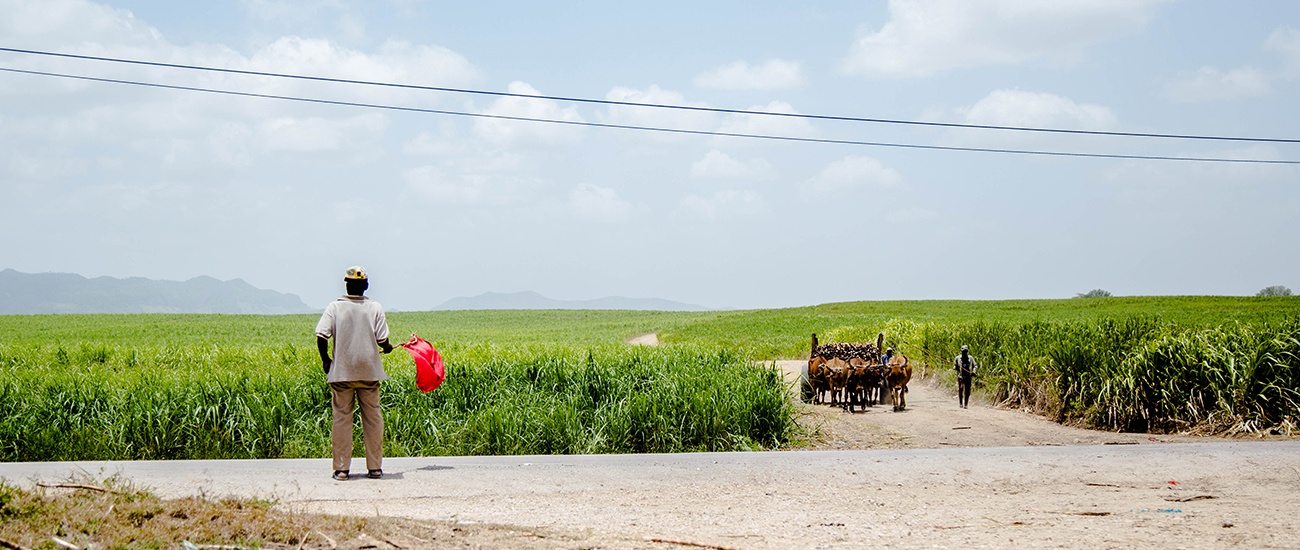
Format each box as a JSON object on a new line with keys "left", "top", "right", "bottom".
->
{"left": 330, "top": 380, "right": 383, "bottom": 472}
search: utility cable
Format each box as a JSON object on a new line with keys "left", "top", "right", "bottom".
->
{"left": 2, "top": 66, "right": 1297, "bottom": 165}
{"left": 2, "top": 46, "right": 1298, "bottom": 145}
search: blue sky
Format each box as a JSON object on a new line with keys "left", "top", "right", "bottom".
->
{"left": 1, "top": 0, "right": 1298, "bottom": 310}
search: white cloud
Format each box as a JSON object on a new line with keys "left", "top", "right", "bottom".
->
{"left": 248, "top": 37, "right": 480, "bottom": 98}
{"left": 694, "top": 59, "right": 806, "bottom": 91}
{"left": 956, "top": 89, "right": 1117, "bottom": 129}
{"left": 237, "top": 0, "right": 368, "bottom": 43}
{"left": 401, "top": 127, "right": 462, "bottom": 156}
{"left": 474, "top": 81, "right": 585, "bottom": 146}
{"left": 1, "top": 146, "right": 87, "bottom": 181}
{"left": 1164, "top": 66, "right": 1272, "bottom": 103}
{"left": 78, "top": 180, "right": 195, "bottom": 213}
{"left": 716, "top": 101, "right": 818, "bottom": 140}
{"left": 239, "top": 0, "right": 346, "bottom": 21}
{"left": 569, "top": 183, "right": 632, "bottom": 223}
{"left": 1266, "top": 25, "right": 1300, "bottom": 74}
{"left": 842, "top": 0, "right": 1169, "bottom": 78}
{"left": 601, "top": 86, "right": 718, "bottom": 141}
{"left": 403, "top": 162, "right": 536, "bottom": 206}
{"left": 257, "top": 114, "right": 387, "bottom": 153}
{"left": 800, "top": 156, "right": 903, "bottom": 200}
{"left": 0, "top": 0, "right": 164, "bottom": 49}
{"left": 689, "top": 150, "right": 775, "bottom": 180}
{"left": 0, "top": 0, "right": 483, "bottom": 179}
{"left": 674, "top": 190, "right": 768, "bottom": 221}
{"left": 0, "top": 0, "right": 479, "bottom": 103}
{"left": 933, "top": 89, "right": 1117, "bottom": 148}
{"left": 600, "top": 91, "right": 813, "bottom": 146}
{"left": 400, "top": 131, "right": 570, "bottom": 211}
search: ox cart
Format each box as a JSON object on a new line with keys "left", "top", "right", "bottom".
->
{"left": 800, "top": 333, "right": 912, "bottom": 412}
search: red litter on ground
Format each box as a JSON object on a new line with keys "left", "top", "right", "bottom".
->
{"left": 399, "top": 334, "right": 445, "bottom": 392}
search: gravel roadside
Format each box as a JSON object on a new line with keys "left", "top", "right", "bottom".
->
{"left": 4, "top": 442, "right": 1298, "bottom": 548}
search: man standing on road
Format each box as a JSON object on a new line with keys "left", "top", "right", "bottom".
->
{"left": 316, "top": 266, "right": 394, "bottom": 481}
{"left": 953, "top": 345, "right": 977, "bottom": 409}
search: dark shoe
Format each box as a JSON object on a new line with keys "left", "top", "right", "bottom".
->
{"left": 367, "top": 469, "right": 383, "bottom": 479}
{"left": 333, "top": 470, "right": 349, "bottom": 481}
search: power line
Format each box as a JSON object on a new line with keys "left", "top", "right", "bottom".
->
{"left": 2, "top": 66, "right": 1298, "bottom": 165}
{"left": 2, "top": 46, "right": 1299, "bottom": 145}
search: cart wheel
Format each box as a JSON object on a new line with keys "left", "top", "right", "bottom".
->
{"left": 798, "top": 361, "right": 814, "bottom": 403}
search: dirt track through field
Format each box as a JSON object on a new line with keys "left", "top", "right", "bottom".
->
{"left": 771, "top": 360, "right": 1199, "bottom": 449}
{"left": 626, "top": 332, "right": 660, "bottom": 346}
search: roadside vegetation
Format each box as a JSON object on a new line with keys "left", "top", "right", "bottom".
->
{"left": 1, "top": 296, "right": 1298, "bottom": 462}
{"left": 900, "top": 318, "right": 1300, "bottom": 434}
{"left": 0, "top": 341, "right": 791, "bottom": 461}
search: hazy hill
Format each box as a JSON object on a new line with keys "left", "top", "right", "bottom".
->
{"left": 436, "top": 291, "right": 711, "bottom": 311}
{"left": 0, "top": 269, "right": 314, "bottom": 314}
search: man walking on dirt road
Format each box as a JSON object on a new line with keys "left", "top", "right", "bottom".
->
{"left": 316, "top": 266, "right": 394, "bottom": 481}
{"left": 953, "top": 345, "right": 977, "bottom": 409}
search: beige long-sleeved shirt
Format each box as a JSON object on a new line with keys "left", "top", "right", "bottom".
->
{"left": 315, "top": 295, "right": 390, "bottom": 383}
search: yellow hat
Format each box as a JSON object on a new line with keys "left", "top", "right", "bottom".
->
{"left": 344, "top": 266, "right": 368, "bottom": 280}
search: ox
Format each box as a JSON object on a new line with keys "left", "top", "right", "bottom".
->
{"left": 823, "top": 357, "right": 850, "bottom": 406}
{"left": 844, "top": 357, "right": 883, "bottom": 412}
{"left": 886, "top": 355, "right": 912, "bottom": 412}
{"left": 807, "top": 356, "right": 831, "bottom": 404}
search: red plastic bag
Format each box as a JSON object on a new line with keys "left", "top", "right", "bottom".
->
{"left": 398, "top": 335, "right": 445, "bottom": 392}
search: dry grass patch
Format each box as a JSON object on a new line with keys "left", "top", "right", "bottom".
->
{"left": 0, "top": 477, "right": 615, "bottom": 550}
{"left": 0, "top": 476, "right": 362, "bottom": 550}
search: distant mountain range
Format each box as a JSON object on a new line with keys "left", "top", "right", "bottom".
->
{"left": 0, "top": 269, "right": 314, "bottom": 315}
{"left": 436, "top": 291, "right": 712, "bottom": 311}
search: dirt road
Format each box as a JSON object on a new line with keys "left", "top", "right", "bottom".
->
{"left": 772, "top": 360, "right": 1200, "bottom": 450}
{"left": 5, "top": 442, "right": 1297, "bottom": 549}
